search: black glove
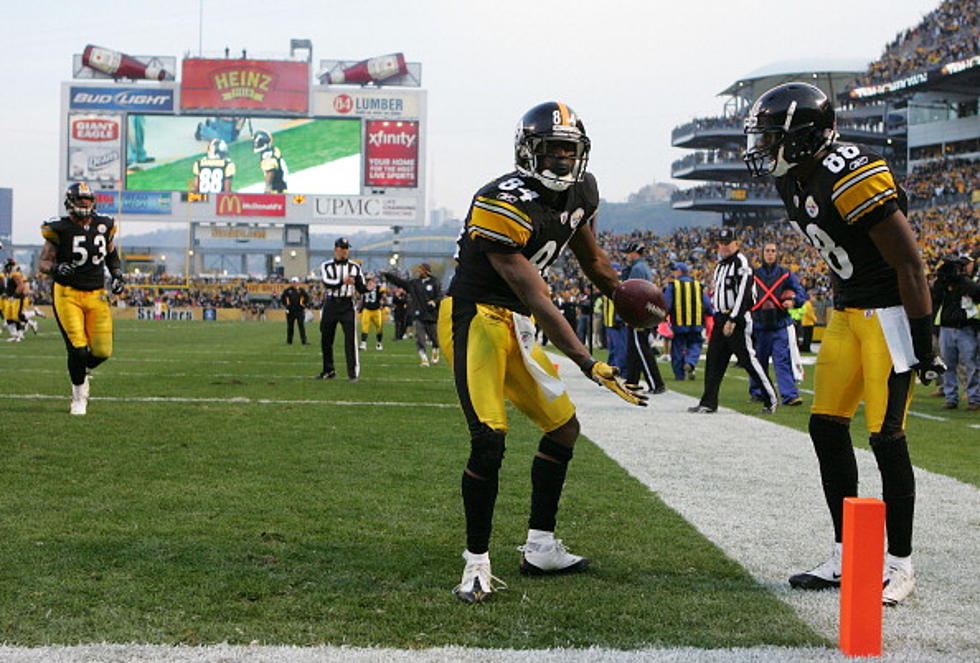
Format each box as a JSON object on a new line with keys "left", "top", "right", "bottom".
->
{"left": 110, "top": 272, "right": 125, "bottom": 295}
{"left": 55, "top": 262, "right": 75, "bottom": 279}
{"left": 915, "top": 355, "right": 946, "bottom": 386}
{"left": 908, "top": 314, "right": 944, "bottom": 385}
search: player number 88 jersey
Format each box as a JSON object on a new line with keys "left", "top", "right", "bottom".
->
{"left": 775, "top": 142, "right": 906, "bottom": 309}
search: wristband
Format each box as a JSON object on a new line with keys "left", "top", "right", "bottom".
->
{"left": 908, "top": 314, "right": 933, "bottom": 363}
{"left": 580, "top": 358, "right": 597, "bottom": 377}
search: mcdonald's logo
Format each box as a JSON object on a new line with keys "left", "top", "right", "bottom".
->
{"left": 216, "top": 193, "right": 286, "bottom": 217}
{"left": 217, "top": 194, "right": 243, "bottom": 215}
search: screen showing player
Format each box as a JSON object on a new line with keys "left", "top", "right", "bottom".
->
{"left": 124, "top": 115, "right": 361, "bottom": 195}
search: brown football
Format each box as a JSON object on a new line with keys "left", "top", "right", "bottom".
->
{"left": 613, "top": 279, "right": 668, "bottom": 328}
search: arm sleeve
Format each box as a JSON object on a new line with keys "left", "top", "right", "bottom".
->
{"left": 354, "top": 267, "right": 368, "bottom": 294}
{"left": 730, "top": 255, "right": 755, "bottom": 318}
{"left": 382, "top": 271, "right": 408, "bottom": 289}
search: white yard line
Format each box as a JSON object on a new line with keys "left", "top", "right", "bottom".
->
{"left": 0, "top": 394, "right": 457, "bottom": 408}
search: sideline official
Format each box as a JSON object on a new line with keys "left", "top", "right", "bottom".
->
{"left": 317, "top": 237, "right": 367, "bottom": 381}
{"left": 280, "top": 277, "right": 309, "bottom": 345}
{"left": 690, "top": 228, "right": 777, "bottom": 414}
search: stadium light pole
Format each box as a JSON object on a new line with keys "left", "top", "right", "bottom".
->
{"left": 198, "top": 0, "right": 203, "bottom": 56}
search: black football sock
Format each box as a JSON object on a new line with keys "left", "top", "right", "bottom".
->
{"left": 528, "top": 436, "right": 573, "bottom": 532}
{"left": 809, "top": 415, "right": 857, "bottom": 543}
{"left": 871, "top": 433, "right": 915, "bottom": 558}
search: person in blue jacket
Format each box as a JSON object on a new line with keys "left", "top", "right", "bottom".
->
{"left": 749, "top": 243, "right": 808, "bottom": 405}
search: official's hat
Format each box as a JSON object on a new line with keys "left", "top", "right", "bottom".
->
{"left": 335, "top": 237, "right": 351, "bottom": 248}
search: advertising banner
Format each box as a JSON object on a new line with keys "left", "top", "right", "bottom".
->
{"left": 313, "top": 89, "right": 420, "bottom": 119}
{"left": 312, "top": 195, "right": 418, "bottom": 224}
{"left": 67, "top": 113, "right": 122, "bottom": 183}
{"left": 364, "top": 121, "right": 418, "bottom": 188}
{"left": 95, "top": 190, "right": 119, "bottom": 214}
{"left": 196, "top": 225, "right": 283, "bottom": 241}
{"left": 73, "top": 53, "right": 177, "bottom": 81}
{"left": 216, "top": 193, "right": 286, "bottom": 217}
{"left": 121, "top": 191, "right": 172, "bottom": 215}
{"left": 181, "top": 59, "right": 309, "bottom": 113}
{"left": 69, "top": 86, "right": 175, "bottom": 113}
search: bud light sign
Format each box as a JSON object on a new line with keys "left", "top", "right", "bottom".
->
{"left": 364, "top": 120, "right": 418, "bottom": 188}
{"left": 69, "top": 86, "right": 175, "bottom": 112}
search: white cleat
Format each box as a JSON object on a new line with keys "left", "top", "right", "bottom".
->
{"left": 359, "top": 341, "right": 367, "bottom": 351}
{"left": 432, "top": 349, "right": 440, "bottom": 364}
{"left": 789, "top": 544, "right": 842, "bottom": 590}
{"left": 453, "top": 550, "right": 506, "bottom": 604}
{"left": 882, "top": 559, "right": 915, "bottom": 606}
{"left": 70, "top": 378, "right": 89, "bottom": 416}
{"left": 518, "top": 537, "right": 590, "bottom": 575}
{"left": 375, "top": 343, "right": 383, "bottom": 351}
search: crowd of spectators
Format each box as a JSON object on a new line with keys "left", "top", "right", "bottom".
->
{"left": 905, "top": 156, "right": 980, "bottom": 206}
{"left": 849, "top": 0, "right": 978, "bottom": 89}
{"left": 670, "top": 182, "right": 779, "bottom": 202}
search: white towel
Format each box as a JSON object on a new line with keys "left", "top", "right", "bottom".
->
{"left": 874, "top": 305, "right": 916, "bottom": 374}
{"left": 512, "top": 313, "right": 567, "bottom": 401}
{"left": 786, "top": 324, "right": 804, "bottom": 382}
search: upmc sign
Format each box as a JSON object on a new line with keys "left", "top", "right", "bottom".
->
{"left": 216, "top": 193, "right": 286, "bottom": 217}
{"left": 181, "top": 59, "right": 309, "bottom": 113}
{"left": 69, "top": 86, "right": 174, "bottom": 112}
{"left": 364, "top": 121, "right": 419, "bottom": 188}
{"left": 312, "top": 195, "right": 418, "bottom": 225}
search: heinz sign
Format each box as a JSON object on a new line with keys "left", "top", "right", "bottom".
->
{"left": 181, "top": 58, "right": 309, "bottom": 113}
{"left": 364, "top": 120, "right": 419, "bottom": 188}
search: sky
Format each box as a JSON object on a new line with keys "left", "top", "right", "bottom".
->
{"left": 0, "top": 0, "right": 941, "bottom": 244}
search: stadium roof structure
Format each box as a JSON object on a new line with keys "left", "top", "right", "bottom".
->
{"left": 720, "top": 58, "right": 868, "bottom": 100}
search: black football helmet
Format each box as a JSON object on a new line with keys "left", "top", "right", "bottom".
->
{"left": 64, "top": 182, "right": 96, "bottom": 218}
{"left": 252, "top": 130, "right": 272, "bottom": 153}
{"left": 207, "top": 138, "right": 229, "bottom": 159}
{"left": 743, "top": 83, "right": 836, "bottom": 177}
{"left": 515, "top": 101, "right": 590, "bottom": 191}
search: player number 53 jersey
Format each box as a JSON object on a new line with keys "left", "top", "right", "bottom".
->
{"left": 775, "top": 142, "right": 906, "bottom": 309}
{"left": 41, "top": 214, "right": 117, "bottom": 291}
{"left": 448, "top": 171, "right": 599, "bottom": 314}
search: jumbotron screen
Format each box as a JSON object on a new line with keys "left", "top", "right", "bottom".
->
{"left": 124, "top": 115, "right": 361, "bottom": 195}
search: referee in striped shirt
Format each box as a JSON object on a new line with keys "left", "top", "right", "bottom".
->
{"left": 689, "top": 227, "right": 777, "bottom": 414}
{"left": 316, "top": 237, "right": 367, "bottom": 381}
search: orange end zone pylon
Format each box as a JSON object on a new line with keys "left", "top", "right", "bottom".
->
{"left": 839, "top": 497, "right": 885, "bottom": 657}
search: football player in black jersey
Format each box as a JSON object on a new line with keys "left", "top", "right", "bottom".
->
{"left": 744, "top": 83, "right": 945, "bottom": 606}
{"left": 358, "top": 275, "right": 385, "bottom": 351}
{"left": 439, "top": 101, "right": 647, "bottom": 603}
{"left": 38, "top": 183, "right": 126, "bottom": 415}
{"left": 192, "top": 138, "right": 236, "bottom": 193}
{"left": 252, "top": 130, "right": 288, "bottom": 193}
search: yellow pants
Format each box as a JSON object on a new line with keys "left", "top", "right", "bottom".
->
{"left": 360, "top": 308, "right": 383, "bottom": 335}
{"left": 811, "top": 308, "right": 914, "bottom": 434}
{"left": 53, "top": 283, "right": 113, "bottom": 357}
{"left": 438, "top": 297, "right": 575, "bottom": 434}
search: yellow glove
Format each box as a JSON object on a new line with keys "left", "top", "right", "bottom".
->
{"left": 583, "top": 360, "right": 648, "bottom": 407}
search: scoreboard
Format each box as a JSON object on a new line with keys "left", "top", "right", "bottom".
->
{"left": 59, "top": 54, "right": 427, "bottom": 228}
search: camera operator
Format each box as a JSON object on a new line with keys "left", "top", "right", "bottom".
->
{"left": 931, "top": 254, "right": 980, "bottom": 410}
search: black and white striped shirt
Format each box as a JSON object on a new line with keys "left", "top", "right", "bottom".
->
{"left": 320, "top": 259, "right": 366, "bottom": 304}
{"left": 711, "top": 251, "right": 756, "bottom": 320}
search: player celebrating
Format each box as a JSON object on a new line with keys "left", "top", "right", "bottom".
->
{"left": 192, "top": 139, "right": 236, "bottom": 193}
{"left": 38, "top": 183, "right": 126, "bottom": 415}
{"left": 744, "top": 83, "right": 944, "bottom": 605}
{"left": 359, "top": 275, "right": 386, "bottom": 351}
{"left": 252, "top": 130, "right": 288, "bottom": 193}
{"left": 439, "top": 101, "right": 646, "bottom": 604}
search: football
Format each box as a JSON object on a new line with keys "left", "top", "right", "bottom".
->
{"left": 613, "top": 279, "right": 668, "bottom": 328}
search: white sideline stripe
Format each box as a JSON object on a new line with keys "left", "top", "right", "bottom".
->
{"left": 0, "top": 394, "right": 457, "bottom": 408}
{"left": 0, "top": 367, "right": 440, "bottom": 383}
{"left": 553, "top": 353, "right": 980, "bottom": 661}
{"left": 0, "top": 643, "right": 953, "bottom": 663}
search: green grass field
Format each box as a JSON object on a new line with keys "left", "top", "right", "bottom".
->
{"left": 0, "top": 320, "right": 974, "bottom": 649}
{"left": 126, "top": 120, "right": 361, "bottom": 192}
